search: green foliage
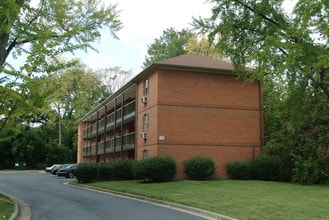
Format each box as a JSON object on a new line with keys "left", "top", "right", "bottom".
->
{"left": 194, "top": 0, "right": 329, "bottom": 185}
{"left": 75, "top": 163, "right": 99, "bottom": 183}
{"left": 143, "top": 28, "right": 194, "bottom": 68}
{"left": 185, "top": 35, "right": 221, "bottom": 59}
{"left": 292, "top": 155, "right": 320, "bottom": 185}
{"left": 226, "top": 161, "right": 251, "bottom": 180}
{"left": 0, "top": 121, "right": 78, "bottom": 170}
{"left": 134, "top": 156, "right": 176, "bottom": 182}
{"left": 292, "top": 152, "right": 329, "bottom": 185}
{"left": 97, "top": 163, "right": 113, "bottom": 181}
{"left": 249, "top": 155, "right": 283, "bottom": 181}
{"left": 184, "top": 156, "right": 215, "bottom": 180}
{"left": 0, "top": 0, "right": 122, "bottom": 131}
{"left": 98, "top": 160, "right": 137, "bottom": 181}
{"left": 264, "top": 97, "right": 329, "bottom": 184}
{"left": 1, "top": 0, "right": 122, "bottom": 69}
{"left": 110, "top": 159, "right": 136, "bottom": 180}
{"left": 0, "top": 128, "right": 15, "bottom": 169}
{"left": 226, "top": 155, "right": 283, "bottom": 181}
{"left": 46, "top": 61, "right": 109, "bottom": 121}
{"left": 0, "top": 61, "right": 115, "bottom": 169}
{"left": 73, "top": 160, "right": 137, "bottom": 183}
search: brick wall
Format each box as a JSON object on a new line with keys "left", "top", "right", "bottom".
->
{"left": 136, "top": 69, "right": 262, "bottom": 179}
{"left": 77, "top": 122, "right": 86, "bottom": 164}
{"left": 136, "top": 71, "right": 160, "bottom": 159}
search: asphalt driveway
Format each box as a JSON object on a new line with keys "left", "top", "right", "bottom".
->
{"left": 0, "top": 171, "right": 208, "bottom": 220}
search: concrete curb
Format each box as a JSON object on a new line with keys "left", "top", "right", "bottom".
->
{"left": 68, "top": 183, "right": 237, "bottom": 220}
{"left": 0, "top": 191, "right": 31, "bottom": 220}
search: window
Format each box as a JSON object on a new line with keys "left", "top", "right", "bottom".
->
{"left": 143, "top": 150, "right": 148, "bottom": 159}
{"left": 143, "top": 78, "right": 149, "bottom": 95}
{"left": 143, "top": 114, "right": 149, "bottom": 131}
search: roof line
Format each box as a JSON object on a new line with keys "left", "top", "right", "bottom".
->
{"left": 80, "top": 59, "right": 237, "bottom": 122}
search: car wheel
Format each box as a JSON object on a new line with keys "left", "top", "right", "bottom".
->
{"left": 68, "top": 172, "right": 74, "bottom": 178}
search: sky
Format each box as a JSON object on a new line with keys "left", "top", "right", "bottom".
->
{"left": 74, "top": 0, "right": 214, "bottom": 76}
{"left": 7, "top": 0, "right": 295, "bottom": 77}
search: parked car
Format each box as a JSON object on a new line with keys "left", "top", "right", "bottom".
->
{"left": 45, "top": 164, "right": 62, "bottom": 172}
{"left": 56, "top": 164, "right": 78, "bottom": 178}
{"left": 50, "top": 164, "right": 68, "bottom": 175}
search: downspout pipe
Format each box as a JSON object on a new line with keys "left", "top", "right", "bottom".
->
{"left": 120, "top": 93, "right": 125, "bottom": 158}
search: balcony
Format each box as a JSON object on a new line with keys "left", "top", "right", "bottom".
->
{"left": 83, "top": 100, "right": 135, "bottom": 139}
{"left": 82, "top": 132, "right": 135, "bottom": 156}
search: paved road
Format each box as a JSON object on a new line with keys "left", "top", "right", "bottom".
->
{"left": 0, "top": 171, "right": 206, "bottom": 220}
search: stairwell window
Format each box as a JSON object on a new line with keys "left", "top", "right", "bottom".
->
{"left": 143, "top": 149, "right": 148, "bottom": 159}
{"left": 143, "top": 114, "right": 149, "bottom": 131}
{"left": 143, "top": 78, "right": 149, "bottom": 95}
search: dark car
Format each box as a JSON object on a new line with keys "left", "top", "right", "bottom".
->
{"left": 56, "top": 164, "right": 78, "bottom": 178}
{"left": 50, "top": 164, "right": 67, "bottom": 175}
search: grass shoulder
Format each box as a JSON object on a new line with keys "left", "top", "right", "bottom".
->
{"left": 74, "top": 179, "right": 329, "bottom": 220}
{"left": 0, "top": 193, "right": 14, "bottom": 220}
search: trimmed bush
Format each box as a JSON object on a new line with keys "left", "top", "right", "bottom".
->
{"left": 226, "top": 161, "right": 251, "bottom": 180}
{"left": 98, "top": 163, "right": 113, "bottom": 181}
{"left": 249, "top": 155, "right": 283, "bottom": 181}
{"left": 75, "top": 161, "right": 136, "bottom": 182}
{"left": 75, "top": 163, "right": 99, "bottom": 183}
{"left": 134, "top": 156, "right": 176, "bottom": 182}
{"left": 111, "top": 159, "right": 136, "bottom": 180}
{"left": 184, "top": 156, "right": 215, "bottom": 180}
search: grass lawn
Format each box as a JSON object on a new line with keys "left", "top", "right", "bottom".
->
{"left": 0, "top": 193, "right": 14, "bottom": 220}
{"left": 81, "top": 179, "right": 329, "bottom": 220}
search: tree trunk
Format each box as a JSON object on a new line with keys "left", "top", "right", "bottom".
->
{"left": 0, "top": 33, "right": 9, "bottom": 67}
{"left": 58, "top": 107, "right": 62, "bottom": 147}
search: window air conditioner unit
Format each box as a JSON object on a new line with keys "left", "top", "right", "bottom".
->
{"left": 140, "top": 96, "right": 147, "bottom": 104}
{"left": 140, "top": 132, "right": 147, "bottom": 139}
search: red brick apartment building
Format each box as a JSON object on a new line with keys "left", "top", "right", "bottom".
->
{"left": 77, "top": 53, "right": 263, "bottom": 178}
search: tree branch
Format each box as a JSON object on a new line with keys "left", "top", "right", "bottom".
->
{"left": 234, "top": 0, "right": 281, "bottom": 27}
{"left": 0, "top": 33, "right": 9, "bottom": 67}
{"left": 309, "top": 69, "right": 329, "bottom": 100}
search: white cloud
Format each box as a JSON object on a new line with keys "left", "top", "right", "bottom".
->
{"left": 116, "top": 0, "right": 212, "bottom": 40}
{"left": 77, "top": 0, "right": 214, "bottom": 75}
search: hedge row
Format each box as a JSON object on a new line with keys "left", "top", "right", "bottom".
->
{"left": 134, "top": 156, "right": 176, "bottom": 182}
{"left": 75, "top": 159, "right": 136, "bottom": 183}
{"left": 226, "top": 155, "right": 283, "bottom": 181}
{"left": 75, "top": 156, "right": 216, "bottom": 183}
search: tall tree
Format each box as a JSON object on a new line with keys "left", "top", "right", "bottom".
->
{"left": 0, "top": 0, "right": 122, "bottom": 69}
{"left": 142, "top": 28, "right": 194, "bottom": 68}
{"left": 95, "top": 66, "right": 132, "bottom": 95}
{"left": 0, "top": 0, "right": 122, "bottom": 131}
{"left": 185, "top": 35, "right": 221, "bottom": 59}
{"left": 46, "top": 61, "right": 107, "bottom": 147}
{"left": 194, "top": 0, "right": 329, "bottom": 99}
{"left": 194, "top": 0, "right": 329, "bottom": 184}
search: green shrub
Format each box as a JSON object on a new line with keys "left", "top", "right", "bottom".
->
{"left": 134, "top": 156, "right": 176, "bottom": 182}
{"left": 98, "top": 163, "right": 113, "bottom": 181}
{"left": 75, "top": 163, "right": 99, "bottom": 183}
{"left": 292, "top": 155, "right": 319, "bottom": 185}
{"left": 184, "top": 156, "right": 215, "bottom": 180}
{"left": 111, "top": 159, "right": 136, "bottom": 180}
{"left": 277, "top": 157, "right": 293, "bottom": 182}
{"left": 226, "top": 161, "right": 251, "bottom": 180}
{"left": 249, "top": 155, "right": 282, "bottom": 181}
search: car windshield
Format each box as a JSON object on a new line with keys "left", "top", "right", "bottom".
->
{"left": 63, "top": 164, "right": 76, "bottom": 168}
